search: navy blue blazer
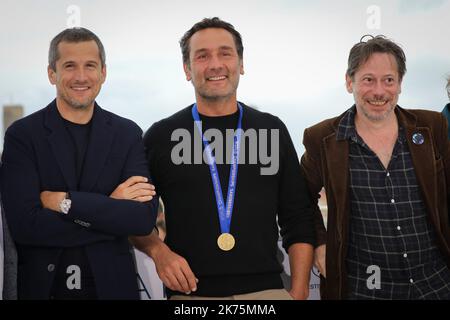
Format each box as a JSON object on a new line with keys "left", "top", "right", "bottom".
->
{"left": 0, "top": 100, "right": 158, "bottom": 299}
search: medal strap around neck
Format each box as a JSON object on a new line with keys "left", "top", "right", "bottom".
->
{"left": 191, "top": 103, "right": 243, "bottom": 234}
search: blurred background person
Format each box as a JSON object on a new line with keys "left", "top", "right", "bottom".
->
{"left": 441, "top": 76, "right": 450, "bottom": 139}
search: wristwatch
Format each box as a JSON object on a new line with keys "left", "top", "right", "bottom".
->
{"left": 59, "top": 192, "right": 72, "bottom": 215}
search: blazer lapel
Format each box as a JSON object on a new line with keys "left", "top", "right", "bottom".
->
{"left": 398, "top": 108, "right": 439, "bottom": 229}
{"left": 44, "top": 100, "right": 77, "bottom": 190}
{"left": 79, "top": 104, "right": 114, "bottom": 192}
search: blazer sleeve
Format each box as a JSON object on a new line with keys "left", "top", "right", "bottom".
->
{"left": 65, "top": 128, "right": 158, "bottom": 237}
{"left": 1, "top": 125, "right": 114, "bottom": 248}
{"left": 301, "top": 128, "right": 327, "bottom": 247}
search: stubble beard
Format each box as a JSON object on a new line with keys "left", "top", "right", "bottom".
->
{"left": 60, "top": 91, "right": 93, "bottom": 110}
{"left": 196, "top": 78, "right": 239, "bottom": 103}
{"left": 360, "top": 101, "right": 396, "bottom": 122}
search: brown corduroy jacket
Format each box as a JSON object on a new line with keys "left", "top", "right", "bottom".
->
{"left": 301, "top": 106, "right": 450, "bottom": 299}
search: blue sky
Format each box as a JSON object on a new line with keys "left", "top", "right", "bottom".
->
{"left": 1, "top": 0, "right": 449, "bottom": 153}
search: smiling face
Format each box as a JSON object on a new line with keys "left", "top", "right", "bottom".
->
{"left": 346, "top": 52, "right": 401, "bottom": 122}
{"left": 183, "top": 28, "right": 244, "bottom": 103}
{"left": 48, "top": 40, "right": 106, "bottom": 111}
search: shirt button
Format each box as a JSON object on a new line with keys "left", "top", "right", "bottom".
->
{"left": 403, "top": 253, "right": 408, "bottom": 258}
{"left": 410, "top": 278, "right": 414, "bottom": 284}
{"left": 397, "top": 226, "right": 401, "bottom": 231}
{"left": 47, "top": 264, "right": 55, "bottom": 272}
{"left": 391, "top": 199, "right": 395, "bottom": 203}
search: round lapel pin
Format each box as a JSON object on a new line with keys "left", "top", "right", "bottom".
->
{"left": 412, "top": 132, "right": 424, "bottom": 145}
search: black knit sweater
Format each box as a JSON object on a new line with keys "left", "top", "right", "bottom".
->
{"left": 144, "top": 103, "right": 315, "bottom": 297}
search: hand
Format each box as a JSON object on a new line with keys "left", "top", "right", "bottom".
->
{"left": 110, "top": 176, "right": 156, "bottom": 202}
{"left": 40, "top": 191, "right": 67, "bottom": 213}
{"left": 152, "top": 242, "right": 198, "bottom": 294}
{"left": 314, "top": 244, "right": 326, "bottom": 278}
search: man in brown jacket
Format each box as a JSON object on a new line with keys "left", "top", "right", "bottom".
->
{"left": 301, "top": 35, "right": 450, "bottom": 299}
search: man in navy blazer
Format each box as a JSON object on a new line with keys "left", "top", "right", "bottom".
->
{"left": 0, "top": 27, "right": 158, "bottom": 299}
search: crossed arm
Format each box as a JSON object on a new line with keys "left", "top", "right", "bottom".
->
{"left": 40, "top": 176, "right": 155, "bottom": 213}
{"left": 1, "top": 126, "right": 157, "bottom": 247}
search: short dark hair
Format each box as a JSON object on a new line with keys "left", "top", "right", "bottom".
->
{"left": 48, "top": 27, "right": 105, "bottom": 71}
{"left": 180, "top": 17, "right": 243, "bottom": 66}
{"left": 346, "top": 35, "right": 406, "bottom": 81}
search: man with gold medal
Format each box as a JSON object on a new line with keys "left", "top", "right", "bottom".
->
{"left": 132, "top": 17, "right": 315, "bottom": 300}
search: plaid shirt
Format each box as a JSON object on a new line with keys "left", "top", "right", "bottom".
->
{"left": 337, "top": 106, "right": 450, "bottom": 300}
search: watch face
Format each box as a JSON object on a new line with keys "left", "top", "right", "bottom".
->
{"left": 60, "top": 199, "right": 72, "bottom": 214}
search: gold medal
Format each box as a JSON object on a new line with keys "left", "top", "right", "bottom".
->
{"left": 217, "top": 233, "right": 235, "bottom": 251}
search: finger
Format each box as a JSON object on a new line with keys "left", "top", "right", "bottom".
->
{"left": 160, "top": 275, "right": 176, "bottom": 291}
{"left": 136, "top": 183, "right": 156, "bottom": 190}
{"left": 132, "top": 186, "right": 156, "bottom": 195}
{"left": 173, "top": 268, "right": 192, "bottom": 294}
{"left": 128, "top": 182, "right": 155, "bottom": 193}
{"left": 155, "top": 265, "right": 176, "bottom": 291}
{"left": 123, "top": 176, "right": 148, "bottom": 187}
{"left": 133, "top": 195, "right": 153, "bottom": 203}
{"left": 126, "top": 185, "right": 155, "bottom": 198}
{"left": 180, "top": 263, "right": 198, "bottom": 292}
{"left": 165, "top": 272, "right": 184, "bottom": 293}
{"left": 130, "top": 189, "right": 155, "bottom": 199}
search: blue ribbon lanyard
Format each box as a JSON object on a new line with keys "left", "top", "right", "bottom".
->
{"left": 191, "top": 103, "right": 243, "bottom": 234}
